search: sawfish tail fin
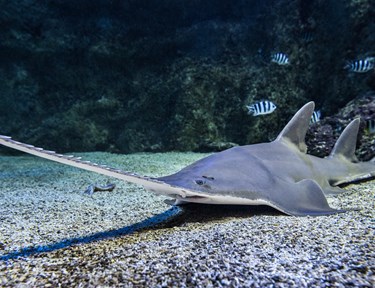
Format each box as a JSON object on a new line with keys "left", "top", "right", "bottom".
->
{"left": 275, "top": 101, "right": 315, "bottom": 153}
{"left": 328, "top": 118, "right": 360, "bottom": 163}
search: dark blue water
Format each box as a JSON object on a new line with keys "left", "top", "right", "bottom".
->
{"left": 0, "top": 0, "right": 374, "bottom": 155}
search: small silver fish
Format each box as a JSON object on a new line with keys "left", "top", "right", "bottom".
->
{"left": 271, "top": 53, "right": 289, "bottom": 65}
{"left": 366, "top": 119, "right": 375, "bottom": 134}
{"left": 84, "top": 183, "right": 116, "bottom": 196}
{"left": 344, "top": 58, "right": 374, "bottom": 73}
{"left": 246, "top": 101, "right": 277, "bottom": 116}
{"left": 310, "top": 110, "right": 321, "bottom": 124}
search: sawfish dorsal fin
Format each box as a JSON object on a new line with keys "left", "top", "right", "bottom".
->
{"left": 275, "top": 101, "right": 315, "bottom": 153}
{"left": 328, "top": 118, "right": 360, "bottom": 162}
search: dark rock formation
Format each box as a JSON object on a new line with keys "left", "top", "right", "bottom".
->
{"left": 0, "top": 0, "right": 374, "bottom": 153}
{"left": 307, "top": 91, "right": 375, "bottom": 161}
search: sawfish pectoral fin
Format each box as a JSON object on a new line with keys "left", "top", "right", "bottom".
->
{"left": 322, "top": 185, "right": 346, "bottom": 196}
{"left": 271, "top": 179, "right": 345, "bottom": 216}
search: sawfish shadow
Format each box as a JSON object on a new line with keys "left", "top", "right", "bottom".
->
{"left": 0, "top": 204, "right": 280, "bottom": 261}
{"left": 163, "top": 203, "right": 281, "bottom": 227}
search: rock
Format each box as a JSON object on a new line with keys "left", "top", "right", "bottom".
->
{"left": 306, "top": 92, "right": 375, "bottom": 160}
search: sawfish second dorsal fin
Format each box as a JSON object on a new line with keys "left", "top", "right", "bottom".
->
{"left": 275, "top": 101, "right": 315, "bottom": 153}
{"left": 328, "top": 118, "right": 360, "bottom": 163}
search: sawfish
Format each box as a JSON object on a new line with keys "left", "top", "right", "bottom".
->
{"left": 0, "top": 102, "right": 373, "bottom": 216}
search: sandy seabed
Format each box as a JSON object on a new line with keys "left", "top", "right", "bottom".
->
{"left": 0, "top": 152, "right": 374, "bottom": 287}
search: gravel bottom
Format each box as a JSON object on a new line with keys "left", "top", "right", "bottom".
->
{"left": 0, "top": 152, "right": 374, "bottom": 287}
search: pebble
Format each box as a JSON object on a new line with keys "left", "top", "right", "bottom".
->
{"left": 0, "top": 152, "right": 374, "bottom": 287}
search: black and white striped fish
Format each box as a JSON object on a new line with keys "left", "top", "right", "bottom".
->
{"left": 271, "top": 53, "right": 289, "bottom": 65}
{"left": 301, "top": 30, "right": 314, "bottom": 43}
{"left": 344, "top": 58, "right": 374, "bottom": 73}
{"left": 246, "top": 101, "right": 277, "bottom": 116}
{"left": 310, "top": 110, "right": 321, "bottom": 124}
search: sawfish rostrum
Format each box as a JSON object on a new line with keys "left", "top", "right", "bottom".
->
{"left": 0, "top": 102, "right": 374, "bottom": 216}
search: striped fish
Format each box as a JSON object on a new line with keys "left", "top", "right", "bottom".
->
{"left": 344, "top": 58, "right": 374, "bottom": 73}
{"left": 246, "top": 101, "right": 277, "bottom": 116}
{"left": 301, "top": 30, "right": 314, "bottom": 43}
{"left": 271, "top": 53, "right": 289, "bottom": 65}
{"left": 310, "top": 110, "right": 321, "bottom": 124}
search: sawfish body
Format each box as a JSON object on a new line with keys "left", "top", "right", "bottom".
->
{"left": 0, "top": 102, "right": 374, "bottom": 216}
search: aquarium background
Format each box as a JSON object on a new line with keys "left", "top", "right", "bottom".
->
{"left": 0, "top": 0, "right": 374, "bottom": 154}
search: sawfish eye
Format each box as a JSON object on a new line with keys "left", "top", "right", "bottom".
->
{"left": 195, "top": 175, "right": 214, "bottom": 186}
{"left": 195, "top": 179, "right": 205, "bottom": 185}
